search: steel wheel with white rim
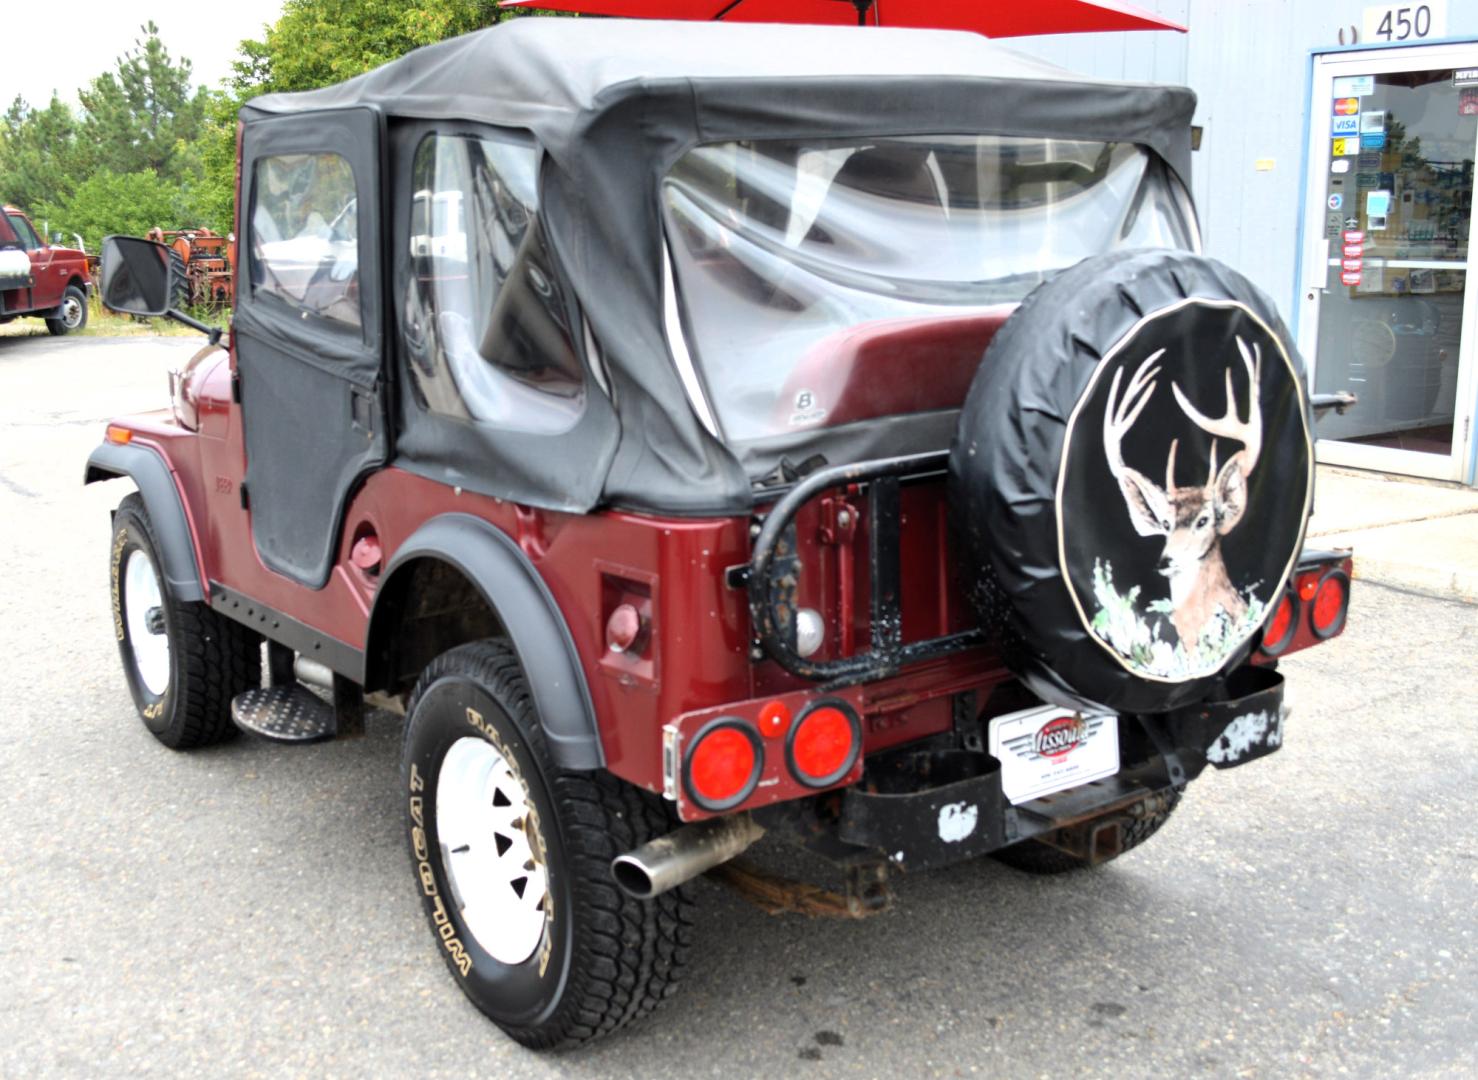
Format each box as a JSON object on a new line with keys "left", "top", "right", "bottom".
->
{"left": 110, "top": 493, "right": 260, "bottom": 748}
{"left": 122, "top": 548, "right": 171, "bottom": 697}
{"left": 436, "top": 735, "right": 550, "bottom": 965}
{"left": 47, "top": 284, "right": 88, "bottom": 335}
{"left": 402, "top": 640, "right": 695, "bottom": 1050}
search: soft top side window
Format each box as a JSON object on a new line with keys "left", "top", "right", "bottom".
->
{"left": 250, "top": 152, "right": 362, "bottom": 328}
{"left": 403, "top": 130, "right": 586, "bottom": 435}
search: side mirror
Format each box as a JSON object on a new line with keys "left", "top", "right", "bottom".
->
{"left": 100, "top": 235, "right": 174, "bottom": 316}
{"left": 100, "top": 234, "right": 223, "bottom": 345}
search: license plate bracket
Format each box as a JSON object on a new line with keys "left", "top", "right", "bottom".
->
{"left": 988, "top": 706, "right": 1120, "bottom": 805}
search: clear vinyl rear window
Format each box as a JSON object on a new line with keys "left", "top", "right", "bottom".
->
{"left": 663, "top": 135, "right": 1193, "bottom": 443}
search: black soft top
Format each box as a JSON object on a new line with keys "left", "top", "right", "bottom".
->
{"left": 243, "top": 19, "right": 1197, "bottom": 516}
{"left": 248, "top": 19, "right": 1194, "bottom": 179}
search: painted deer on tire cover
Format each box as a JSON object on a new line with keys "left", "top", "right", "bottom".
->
{"left": 1103, "top": 337, "right": 1263, "bottom": 651}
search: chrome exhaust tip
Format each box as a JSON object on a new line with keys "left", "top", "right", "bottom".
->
{"left": 612, "top": 814, "right": 765, "bottom": 899}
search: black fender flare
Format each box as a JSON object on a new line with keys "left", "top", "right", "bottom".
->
{"left": 84, "top": 441, "right": 206, "bottom": 603}
{"left": 365, "top": 513, "right": 604, "bottom": 771}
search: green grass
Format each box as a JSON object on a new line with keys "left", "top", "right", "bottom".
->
{"left": 0, "top": 293, "right": 229, "bottom": 338}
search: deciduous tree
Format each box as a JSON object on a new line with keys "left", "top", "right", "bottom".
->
{"left": 36, "top": 169, "right": 188, "bottom": 252}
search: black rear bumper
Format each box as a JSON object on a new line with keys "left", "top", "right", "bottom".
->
{"left": 764, "top": 666, "right": 1287, "bottom": 874}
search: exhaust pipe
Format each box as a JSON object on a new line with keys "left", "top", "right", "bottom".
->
{"left": 612, "top": 814, "right": 765, "bottom": 899}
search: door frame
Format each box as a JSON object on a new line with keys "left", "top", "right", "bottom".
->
{"left": 1296, "top": 38, "right": 1478, "bottom": 485}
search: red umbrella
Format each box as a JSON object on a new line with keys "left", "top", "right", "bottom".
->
{"left": 496, "top": 0, "right": 1185, "bottom": 36}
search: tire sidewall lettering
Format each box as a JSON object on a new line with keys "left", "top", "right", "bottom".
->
{"left": 112, "top": 514, "right": 173, "bottom": 728}
{"left": 404, "top": 678, "right": 570, "bottom": 1021}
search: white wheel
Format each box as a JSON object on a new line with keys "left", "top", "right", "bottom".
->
{"left": 435, "top": 735, "right": 550, "bottom": 965}
{"left": 123, "top": 548, "right": 170, "bottom": 697}
{"left": 60, "top": 292, "right": 85, "bottom": 329}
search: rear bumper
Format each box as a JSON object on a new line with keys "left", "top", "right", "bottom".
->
{"left": 766, "top": 666, "right": 1288, "bottom": 874}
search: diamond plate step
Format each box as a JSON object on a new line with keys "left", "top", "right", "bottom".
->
{"left": 231, "top": 685, "right": 337, "bottom": 743}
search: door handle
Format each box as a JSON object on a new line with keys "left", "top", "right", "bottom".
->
{"left": 1305, "top": 238, "right": 1331, "bottom": 293}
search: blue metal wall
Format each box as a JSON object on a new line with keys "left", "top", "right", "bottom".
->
{"left": 1009, "top": 0, "right": 1478, "bottom": 317}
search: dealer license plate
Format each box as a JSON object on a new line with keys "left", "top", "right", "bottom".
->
{"left": 988, "top": 706, "right": 1119, "bottom": 805}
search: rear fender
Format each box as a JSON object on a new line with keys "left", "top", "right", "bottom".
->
{"left": 84, "top": 441, "right": 205, "bottom": 602}
{"left": 365, "top": 513, "right": 603, "bottom": 771}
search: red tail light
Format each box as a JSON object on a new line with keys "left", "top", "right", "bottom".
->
{"left": 1310, "top": 570, "right": 1350, "bottom": 638}
{"left": 786, "top": 701, "right": 861, "bottom": 788}
{"left": 1260, "top": 591, "right": 1299, "bottom": 656}
{"left": 683, "top": 720, "right": 762, "bottom": 812}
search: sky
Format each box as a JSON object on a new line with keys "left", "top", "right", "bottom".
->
{"left": 2, "top": 0, "right": 287, "bottom": 109}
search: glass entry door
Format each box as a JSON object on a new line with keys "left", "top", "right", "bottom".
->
{"left": 1299, "top": 43, "right": 1478, "bottom": 482}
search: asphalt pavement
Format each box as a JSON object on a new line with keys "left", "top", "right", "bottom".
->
{"left": 1, "top": 334, "right": 1474, "bottom": 1079}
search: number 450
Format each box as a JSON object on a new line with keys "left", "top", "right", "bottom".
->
{"left": 1375, "top": 5, "right": 1433, "bottom": 41}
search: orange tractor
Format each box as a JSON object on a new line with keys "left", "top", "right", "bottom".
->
{"left": 147, "top": 228, "right": 234, "bottom": 308}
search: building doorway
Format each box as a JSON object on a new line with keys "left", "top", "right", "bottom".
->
{"left": 1298, "top": 41, "right": 1478, "bottom": 484}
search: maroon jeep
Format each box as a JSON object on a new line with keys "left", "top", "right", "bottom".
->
{"left": 87, "top": 19, "right": 1353, "bottom": 1050}
{"left": 0, "top": 205, "right": 91, "bottom": 334}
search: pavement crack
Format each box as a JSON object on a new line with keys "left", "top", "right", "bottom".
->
{"left": 1309, "top": 505, "right": 1478, "bottom": 538}
{"left": 0, "top": 471, "right": 39, "bottom": 499}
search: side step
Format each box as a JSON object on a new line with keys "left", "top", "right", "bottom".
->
{"left": 231, "top": 685, "right": 337, "bottom": 743}
{"left": 231, "top": 644, "right": 366, "bottom": 744}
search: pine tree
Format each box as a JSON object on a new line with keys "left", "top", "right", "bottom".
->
{"left": 78, "top": 21, "right": 209, "bottom": 180}
{"left": 0, "top": 95, "right": 83, "bottom": 209}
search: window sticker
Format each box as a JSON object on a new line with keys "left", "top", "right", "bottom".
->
{"left": 1331, "top": 115, "right": 1359, "bottom": 137}
{"left": 1333, "top": 75, "right": 1374, "bottom": 97}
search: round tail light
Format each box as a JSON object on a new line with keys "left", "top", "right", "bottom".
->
{"left": 683, "top": 720, "right": 762, "bottom": 812}
{"left": 1260, "top": 591, "right": 1299, "bottom": 656}
{"left": 786, "top": 701, "right": 861, "bottom": 789}
{"left": 1310, "top": 570, "right": 1350, "bottom": 639}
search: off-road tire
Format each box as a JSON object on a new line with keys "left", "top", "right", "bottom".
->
{"left": 401, "top": 640, "right": 693, "bottom": 1049}
{"left": 46, "top": 284, "right": 88, "bottom": 336}
{"left": 992, "top": 787, "right": 1183, "bottom": 875}
{"left": 111, "top": 493, "right": 260, "bottom": 748}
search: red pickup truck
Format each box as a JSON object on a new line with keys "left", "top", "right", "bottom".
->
{"left": 0, "top": 205, "right": 91, "bottom": 334}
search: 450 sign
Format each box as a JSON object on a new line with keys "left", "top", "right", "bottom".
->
{"left": 1363, "top": 2, "right": 1446, "bottom": 43}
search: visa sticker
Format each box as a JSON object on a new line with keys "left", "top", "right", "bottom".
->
{"left": 1332, "top": 115, "right": 1359, "bottom": 136}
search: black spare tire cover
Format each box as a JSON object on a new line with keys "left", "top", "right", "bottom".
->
{"left": 950, "top": 249, "right": 1313, "bottom": 714}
